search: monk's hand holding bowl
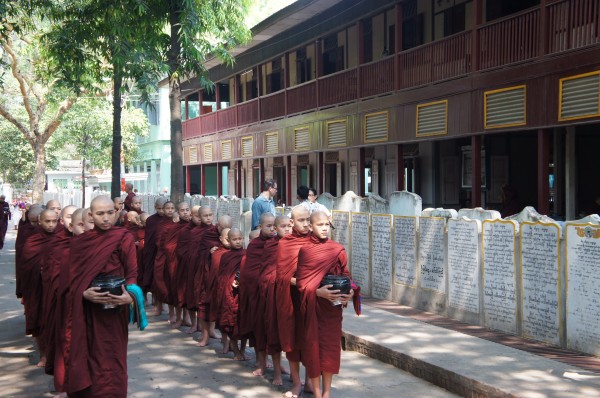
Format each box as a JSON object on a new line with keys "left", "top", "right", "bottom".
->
{"left": 83, "top": 287, "right": 111, "bottom": 304}
{"left": 106, "top": 285, "right": 134, "bottom": 306}
{"left": 338, "top": 289, "right": 354, "bottom": 306}
{"left": 316, "top": 284, "right": 343, "bottom": 303}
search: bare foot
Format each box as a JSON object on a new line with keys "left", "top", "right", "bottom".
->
{"left": 281, "top": 366, "right": 290, "bottom": 375}
{"left": 252, "top": 367, "right": 266, "bottom": 376}
{"left": 36, "top": 357, "right": 46, "bottom": 367}
{"left": 233, "top": 354, "right": 250, "bottom": 361}
{"left": 196, "top": 337, "right": 209, "bottom": 347}
{"left": 221, "top": 339, "right": 229, "bottom": 354}
{"left": 209, "top": 331, "right": 221, "bottom": 339}
{"left": 171, "top": 320, "right": 182, "bottom": 329}
{"left": 185, "top": 326, "right": 199, "bottom": 334}
{"left": 272, "top": 375, "right": 283, "bottom": 386}
{"left": 283, "top": 391, "right": 299, "bottom": 398}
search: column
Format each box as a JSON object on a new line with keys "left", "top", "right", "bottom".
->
{"left": 395, "top": 3, "right": 403, "bottom": 90}
{"left": 201, "top": 164, "right": 206, "bottom": 196}
{"left": 185, "top": 166, "right": 191, "bottom": 194}
{"left": 237, "top": 160, "right": 243, "bottom": 197}
{"left": 538, "top": 129, "right": 550, "bottom": 215}
{"left": 217, "top": 164, "right": 222, "bottom": 197}
{"left": 359, "top": 147, "right": 365, "bottom": 196}
{"left": 318, "top": 152, "right": 324, "bottom": 194}
{"left": 471, "top": 135, "right": 482, "bottom": 207}
{"left": 565, "top": 127, "right": 576, "bottom": 219}
{"left": 150, "top": 160, "right": 157, "bottom": 194}
{"left": 471, "top": 0, "right": 483, "bottom": 72}
{"left": 286, "top": 156, "right": 292, "bottom": 206}
{"left": 397, "top": 144, "right": 405, "bottom": 191}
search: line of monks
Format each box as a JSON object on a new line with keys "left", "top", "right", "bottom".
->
{"left": 14, "top": 194, "right": 357, "bottom": 398}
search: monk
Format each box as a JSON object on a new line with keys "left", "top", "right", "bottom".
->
{"left": 275, "top": 206, "right": 312, "bottom": 397}
{"left": 82, "top": 207, "right": 95, "bottom": 231}
{"left": 296, "top": 211, "right": 354, "bottom": 398}
{"left": 239, "top": 213, "right": 275, "bottom": 374}
{"left": 167, "top": 201, "right": 191, "bottom": 328}
{"left": 248, "top": 229, "right": 260, "bottom": 240}
{"left": 0, "top": 194, "right": 11, "bottom": 249}
{"left": 113, "top": 197, "right": 125, "bottom": 226}
{"left": 208, "top": 227, "right": 231, "bottom": 337}
{"left": 130, "top": 196, "right": 143, "bottom": 214}
{"left": 40, "top": 205, "right": 76, "bottom": 390}
{"left": 123, "top": 183, "right": 135, "bottom": 211}
{"left": 140, "top": 212, "right": 149, "bottom": 227}
{"left": 214, "top": 228, "right": 247, "bottom": 360}
{"left": 46, "top": 199, "right": 62, "bottom": 215}
{"left": 53, "top": 208, "right": 86, "bottom": 395}
{"left": 124, "top": 211, "right": 145, "bottom": 288}
{"left": 142, "top": 197, "right": 167, "bottom": 298}
{"left": 15, "top": 204, "right": 42, "bottom": 299}
{"left": 194, "top": 210, "right": 231, "bottom": 346}
{"left": 256, "top": 214, "right": 291, "bottom": 385}
{"left": 21, "top": 209, "right": 59, "bottom": 367}
{"left": 63, "top": 196, "right": 137, "bottom": 397}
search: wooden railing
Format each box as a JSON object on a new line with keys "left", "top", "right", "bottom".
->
{"left": 260, "top": 91, "right": 286, "bottom": 120}
{"left": 547, "top": 0, "right": 600, "bottom": 53}
{"left": 319, "top": 68, "right": 358, "bottom": 107}
{"left": 478, "top": 8, "right": 540, "bottom": 70}
{"left": 399, "top": 31, "right": 471, "bottom": 89}
{"left": 182, "top": 1, "right": 600, "bottom": 139}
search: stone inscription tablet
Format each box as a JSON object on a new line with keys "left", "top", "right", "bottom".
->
{"left": 521, "top": 222, "right": 561, "bottom": 346}
{"left": 482, "top": 220, "right": 517, "bottom": 334}
{"left": 447, "top": 219, "right": 480, "bottom": 313}
{"left": 418, "top": 217, "right": 446, "bottom": 293}
{"left": 350, "top": 212, "right": 370, "bottom": 296}
{"left": 332, "top": 211, "right": 350, "bottom": 255}
{"left": 394, "top": 216, "right": 418, "bottom": 286}
{"left": 566, "top": 224, "right": 600, "bottom": 355}
{"left": 371, "top": 214, "right": 393, "bottom": 300}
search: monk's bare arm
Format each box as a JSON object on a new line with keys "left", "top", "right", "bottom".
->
{"left": 316, "top": 284, "right": 343, "bottom": 302}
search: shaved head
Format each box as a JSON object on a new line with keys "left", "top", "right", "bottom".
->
{"left": 82, "top": 208, "right": 94, "bottom": 231}
{"left": 140, "top": 212, "right": 150, "bottom": 227}
{"left": 217, "top": 215, "right": 232, "bottom": 232}
{"left": 60, "top": 205, "right": 77, "bottom": 226}
{"left": 290, "top": 205, "right": 310, "bottom": 235}
{"left": 260, "top": 212, "right": 275, "bottom": 225}
{"left": 40, "top": 209, "right": 59, "bottom": 233}
{"left": 228, "top": 228, "right": 243, "bottom": 249}
{"left": 155, "top": 197, "right": 168, "bottom": 206}
{"left": 91, "top": 195, "right": 114, "bottom": 212}
{"left": 46, "top": 200, "right": 61, "bottom": 215}
{"left": 291, "top": 205, "right": 309, "bottom": 220}
{"left": 274, "top": 215, "right": 291, "bottom": 238}
{"left": 219, "top": 227, "right": 231, "bottom": 249}
{"left": 28, "top": 205, "right": 43, "bottom": 225}
{"left": 131, "top": 196, "right": 142, "bottom": 211}
{"left": 127, "top": 211, "right": 141, "bottom": 224}
{"left": 199, "top": 205, "right": 213, "bottom": 226}
{"left": 249, "top": 229, "right": 260, "bottom": 239}
{"left": 71, "top": 209, "right": 85, "bottom": 235}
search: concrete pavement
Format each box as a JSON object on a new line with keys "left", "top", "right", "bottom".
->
{"left": 0, "top": 229, "right": 457, "bottom": 398}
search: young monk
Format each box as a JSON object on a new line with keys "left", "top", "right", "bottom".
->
{"left": 239, "top": 213, "right": 275, "bottom": 374}
{"left": 63, "top": 196, "right": 137, "bottom": 397}
{"left": 168, "top": 202, "right": 192, "bottom": 328}
{"left": 142, "top": 197, "right": 167, "bottom": 299}
{"left": 46, "top": 199, "right": 62, "bottom": 215}
{"left": 130, "top": 196, "right": 143, "bottom": 214}
{"left": 194, "top": 210, "right": 231, "bottom": 346}
{"left": 296, "top": 211, "right": 354, "bottom": 398}
{"left": 256, "top": 214, "right": 291, "bottom": 385}
{"left": 21, "top": 209, "right": 59, "bottom": 367}
{"left": 40, "top": 205, "right": 76, "bottom": 380}
{"left": 208, "top": 226, "right": 231, "bottom": 347}
{"left": 82, "top": 207, "right": 95, "bottom": 231}
{"left": 276, "top": 206, "right": 313, "bottom": 398}
{"left": 124, "top": 211, "right": 145, "bottom": 287}
{"left": 112, "top": 197, "right": 125, "bottom": 226}
{"left": 214, "top": 228, "right": 247, "bottom": 360}
{"left": 15, "top": 204, "right": 42, "bottom": 299}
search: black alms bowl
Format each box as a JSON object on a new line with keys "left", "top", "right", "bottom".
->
{"left": 320, "top": 275, "right": 351, "bottom": 294}
{"left": 90, "top": 275, "right": 126, "bottom": 295}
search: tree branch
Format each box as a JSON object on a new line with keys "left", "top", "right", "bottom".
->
{"left": 0, "top": 102, "right": 31, "bottom": 143}
{"left": 2, "top": 37, "right": 35, "bottom": 129}
{"left": 41, "top": 96, "right": 77, "bottom": 143}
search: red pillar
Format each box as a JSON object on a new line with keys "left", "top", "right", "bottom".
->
{"left": 236, "top": 160, "right": 242, "bottom": 197}
{"left": 359, "top": 148, "right": 365, "bottom": 196}
{"left": 471, "top": 0, "right": 482, "bottom": 72}
{"left": 318, "top": 152, "right": 324, "bottom": 194}
{"left": 200, "top": 164, "right": 206, "bottom": 196}
{"left": 538, "top": 129, "right": 550, "bottom": 215}
{"left": 217, "top": 164, "right": 222, "bottom": 197}
{"left": 397, "top": 144, "right": 405, "bottom": 191}
{"left": 472, "top": 135, "right": 482, "bottom": 207}
{"left": 185, "top": 166, "right": 190, "bottom": 194}
{"left": 286, "top": 155, "right": 292, "bottom": 206}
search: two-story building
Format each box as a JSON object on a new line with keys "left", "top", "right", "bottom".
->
{"left": 180, "top": 0, "right": 600, "bottom": 219}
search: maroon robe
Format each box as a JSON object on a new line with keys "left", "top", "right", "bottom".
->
{"left": 174, "top": 221, "right": 195, "bottom": 307}
{"left": 259, "top": 236, "right": 282, "bottom": 354}
{"left": 0, "top": 200, "right": 11, "bottom": 249}
{"left": 153, "top": 219, "right": 187, "bottom": 305}
{"left": 21, "top": 227, "right": 55, "bottom": 336}
{"left": 208, "top": 246, "right": 228, "bottom": 322}
{"left": 40, "top": 227, "right": 71, "bottom": 380}
{"left": 182, "top": 223, "right": 211, "bottom": 310}
{"left": 141, "top": 213, "right": 162, "bottom": 291}
{"left": 214, "top": 248, "right": 246, "bottom": 337}
{"left": 296, "top": 235, "right": 349, "bottom": 378}
{"left": 15, "top": 219, "right": 36, "bottom": 298}
{"left": 64, "top": 227, "right": 137, "bottom": 397}
{"left": 238, "top": 234, "right": 271, "bottom": 341}
{"left": 193, "top": 224, "right": 221, "bottom": 319}
{"left": 125, "top": 222, "right": 145, "bottom": 286}
{"left": 275, "top": 231, "right": 310, "bottom": 355}
{"left": 123, "top": 192, "right": 135, "bottom": 211}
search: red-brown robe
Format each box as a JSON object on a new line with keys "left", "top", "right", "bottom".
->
{"left": 15, "top": 219, "right": 36, "bottom": 298}
{"left": 275, "top": 231, "right": 310, "bottom": 356}
{"left": 214, "top": 248, "right": 246, "bottom": 337}
{"left": 64, "top": 227, "right": 137, "bottom": 397}
{"left": 238, "top": 234, "right": 271, "bottom": 342}
{"left": 296, "top": 235, "right": 349, "bottom": 378}
{"left": 21, "top": 227, "right": 55, "bottom": 337}
{"left": 258, "top": 236, "right": 282, "bottom": 354}
{"left": 141, "top": 213, "right": 162, "bottom": 291}
{"left": 182, "top": 222, "right": 211, "bottom": 310}
{"left": 174, "top": 221, "right": 195, "bottom": 307}
{"left": 39, "top": 226, "right": 71, "bottom": 382}
{"left": 208, "top": 246, "right": 229, "bottom": 322}
{"left": 123, "top": 192, "right": 135, "bottom": 212}
{"left": 193, "top": 224, "right": 221, "bottom": 319}
{"left": 0, "top": 199, "right": 10, "bottom": 249}
{"left": 125, "top": 222, "right": 145, "bottom": 287}
{"left": 153, "top": 219, "right": 187, "bottom": 305}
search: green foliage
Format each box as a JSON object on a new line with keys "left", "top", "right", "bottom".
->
{"left": 49, "top": 98, "right": 149, "bottom": 169}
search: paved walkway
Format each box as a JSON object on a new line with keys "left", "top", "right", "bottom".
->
{"left": 0, "top": 229, "right": 456, "bottom": 398}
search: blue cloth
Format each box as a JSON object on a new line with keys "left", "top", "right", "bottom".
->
{"left": 251, "top": 194, "right": 276, "bottom": 230}
{"left": 126, "top": 284, "right": 148, "bottom": 331}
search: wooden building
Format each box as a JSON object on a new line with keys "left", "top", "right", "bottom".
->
{"left": 180, "top": 0, "right": 600, "bottom": 219}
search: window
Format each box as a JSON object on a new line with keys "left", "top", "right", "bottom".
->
{"left": 403, "top": 0, "right": 424, "bottom": 50}
{"left": 434, "top": 0, "right": 471, "bottom": 40}
{"left": 289, "top": 45, "right": 315, "bottom": 86}
{"left": 238, "top": 68, "right": 258, "bottom": 102}
{"left": 218, "top": 82, "right": 230, "bottom": 109}
{"left": 486, "top": 0, "right": 540, "bottom": 22}
{"left": 187, "top": 92, "right": 199, "bottom": 119}
{"left": 202, "top": 87, "right": 216, "bottom": 114}
{"left": 363, "top": 9, "right": 396, "bottom": 61}
{"left": 262, "top": 57, "right": 285, "bottom": 94}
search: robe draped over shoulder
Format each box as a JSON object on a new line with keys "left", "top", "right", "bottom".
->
{"left": 174, "top": 222, "right": 196, "bottom": 307}
{"left": 259, "top": 237, "right": 282, "bottom": 354}
{"left": 296, "top": 235, "right": 349, "bottom": 378}
{"left": 141, "top": 213, "right": 162, "bottom": 291}
{"left": 153, "top": 219, "right": 186, "bottom": 304}
{"left": 208, "top": 246, "right": 228, "bottom": 322}
{"left": 193, "top": 225, "right": 221, "bottom": 318}
{"left": 64, "top": 227, "right": 137, "bottom": 397}
{"left": 182, "top": 223, "right": 210, "bottom": 310}
{"left": 214, "top": 249, "right": 246, "bottom": 337}
{"left": 15, "top": 220, "right": 36, "bottom": 298}
{"left": 275, "top": 231, "right": 310, "bottom": 353}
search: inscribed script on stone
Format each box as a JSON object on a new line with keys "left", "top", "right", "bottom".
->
{"left": 393, "top": 216, "right": 418, "bottom": 286}
{"left": 521, "top": 222, "right": 561, "bottom": 346}
{"left": 331, "top": 210, "right": 350, "bottom": 255}
{"left": 371, "top": 214, "right": 393, "bottom": 300}
{"left": 418, "top": 217, "right": 446, "bottom": 293}
{"left": 566, "top": 224, "right": 600, "bottom": 355}
{"left": 350, "top": 212, "right": 370, "bottom": 296}
{"left": 447, "top": 218, "right": 480, "bottom": 314}
{"left": 482, "top": 220, "right": 518, "bottom": 334}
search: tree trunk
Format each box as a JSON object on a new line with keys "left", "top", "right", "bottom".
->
{"left": 81, "top": 157, "right": 86, "bottom": 208}
{"left": 168, "top": 2, "right": 184, "bottom": 204}
{"left": 31, "top": 141, "right": 46, "bottom": 204}
{"left": 111, "top": 71, "right": 123, "bottom": 199}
